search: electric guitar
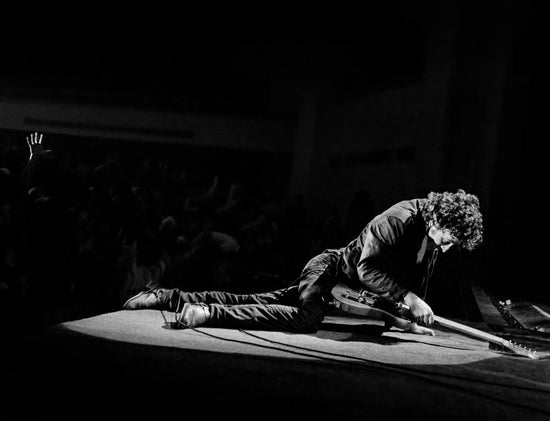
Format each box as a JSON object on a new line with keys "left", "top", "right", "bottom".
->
{"left": 330, "top": 282, "right": 540, "bottom": 360}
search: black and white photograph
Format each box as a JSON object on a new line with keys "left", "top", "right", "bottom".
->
{"left": 1, "top": 1, "right": 548, "bottom": 419}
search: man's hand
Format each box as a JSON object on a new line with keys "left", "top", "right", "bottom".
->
{"left": 26, "top": 132, "right": 44, "bottom": 161}
{"left": 407, "top": 322, "right": 435, "bottom": 336}
{"left": 403, "top": 291, "right": 434, "bottom": 326}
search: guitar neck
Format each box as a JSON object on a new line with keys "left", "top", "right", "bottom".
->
{"left": 433, "top": 315, "right": 539, "bottom": 359}
{"left": 434, "top": 315, "right": 506, "bottom": 344}
{"left": 330, "top": 283, "right": 539, "bottom": 359}
{"left": 418, "top": 312, "right": 537, "bottom": 359}
{"left": 398, "top": 302, "right": 516, "bottom": 349}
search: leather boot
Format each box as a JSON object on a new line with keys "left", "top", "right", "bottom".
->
{"left": 123, "top": 289, "right": 165, "bottom": 310}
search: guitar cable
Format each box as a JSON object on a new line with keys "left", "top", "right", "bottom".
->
{"left": 238, "top": 329, "right": 548, "bottom": 393}
{"left": 179, "top": 325, "right": 550, "bottom": 416}
{"left": 158, "top": 261, "right": 546, "bottom": 397}
{"left": 156, "top": 245, "right": 548, "bottom": 415}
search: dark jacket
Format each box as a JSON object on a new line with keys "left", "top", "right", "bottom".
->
{"left": 339, "top": 198, "right": 433, "bottom": 302}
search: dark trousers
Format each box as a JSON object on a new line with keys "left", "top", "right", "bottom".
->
{"left": 159, "top": 249, "right": 343, "bottom": 332}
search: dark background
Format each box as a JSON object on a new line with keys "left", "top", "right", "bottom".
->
{"left": 0, "top": 0, "right": 546, "bottom": 316}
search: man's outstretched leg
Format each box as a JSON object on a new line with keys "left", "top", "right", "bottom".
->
{"left": 122, "top": 287, "right": 323, "bottom": 332}
{"left": 122, "top": 287, "right": 286, "bottom": 310}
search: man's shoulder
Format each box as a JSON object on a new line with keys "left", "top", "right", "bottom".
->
{"left": 379, "top": 198, "right": 424, "bottom": 222}
{"left": 348, "top": 198, "right": 424, "bottom": 242}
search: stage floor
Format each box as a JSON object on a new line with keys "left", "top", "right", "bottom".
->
{"left": 3, "top": 309, "right": 550, "bottom": 419}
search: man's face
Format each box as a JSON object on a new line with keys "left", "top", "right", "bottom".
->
{"left": 428, "top": 225, "right": 457, "bottom": 253}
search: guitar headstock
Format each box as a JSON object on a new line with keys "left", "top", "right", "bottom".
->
{"left": 498, "top": 338, "right": 539, "bottom": 360}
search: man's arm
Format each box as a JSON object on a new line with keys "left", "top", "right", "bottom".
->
{"left": 21, "top": 132, "right": 51, "bottom": 191}
{"left": 356, "top": 215, "right": 435, "bottom": 328}
{"left": 356, "top": 216, "right": 409, "bottom": 301}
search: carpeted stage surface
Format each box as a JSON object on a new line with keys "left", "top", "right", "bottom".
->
{"left": 3, "top": 309, "right": 550, "bottom": 419}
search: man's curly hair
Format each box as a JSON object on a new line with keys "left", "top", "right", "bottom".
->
{"left": 420, "top": 189, "right": 483, "bottom": 251}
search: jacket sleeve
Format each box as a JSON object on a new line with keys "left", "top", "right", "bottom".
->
{"left": 356, "top": 215, "right": 409, "bottom": 302}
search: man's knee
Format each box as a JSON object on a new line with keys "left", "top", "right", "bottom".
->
{"left": 298, "top": 283, "right": 324, "bottom": 305}
{"left": 294, "top": 304, "right": 324, "bottom": 333}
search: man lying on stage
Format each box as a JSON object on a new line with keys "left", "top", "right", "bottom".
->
{"left": 124, "top": 188, "right": 484, "bottom": 336}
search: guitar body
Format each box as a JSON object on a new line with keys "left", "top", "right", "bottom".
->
{"left": 330, "top": 282, "right": 415, "bottom": 330}
{"left": 330, "top": 282, "right": 540, "bottom": 360}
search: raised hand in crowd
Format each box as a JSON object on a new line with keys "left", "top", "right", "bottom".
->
{"left": 26, "top": 132, "right": 45, "bottom": 161}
